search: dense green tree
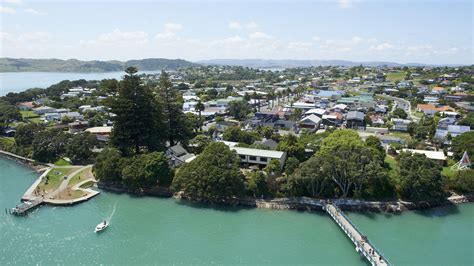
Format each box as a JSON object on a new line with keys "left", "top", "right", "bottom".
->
{"left": 0, "top": 100, "right": 21, "bottom": 133}
{"left": 284, "top": 156, "right": 300, "bottom": 176}
{"left": 195, "top": 100, "right": 205, "bottom": 131}
{"left": 99, "top": 79, "right": 119, "bottom": 95}
{"left": 398, "top": 152, "right": 446, "bottom": 203}
{"left": 227, "top": 100, "right": 252, "bottom": 120}
{"left": 93, "top": 148, "right": 124, "bottom": 182}
{"left": 392, "top": 108, "right": 408, "bottom": 119}
{"left": 185, "top": 112, "right": 201, "bottom": 133}
{"left": 66, "top": 132, "right": 98, "bottom": 164}
{"left": 222, "top": 126, "right": 259, "bottom": 145}
{"left": 156, "top": 70, "right": 192, "bottom": 146}
{"left": 109, "top": 67, "right": 164, "bottom": 155}
{"left": 288, "top": 156, "right": 329, "bottom": 197}
{"left": 365, "top": 135, "right": 386, "bottom": 163}
{"left": 276, "top": 134, "right": 305, "bottom": 161}
{"left": 316, "top": 130, "right": 389, "bottom": 198}
{"left": 122, "top": 152, "right": 172, "bottom": 190}
{"left": 451, "top": 132, "right": 474, "bottom": 160}
{"left": 246, "top": 171, "right": 269, "bottom": 198}
{"left": 458, "top": 113, "right": 474, "bottom": 128}
{"left": 261, "top": 126, "right": 274, "bottom": 139}
{"left": 190, "top": 134, "right": 211, "bottom": 154}
{"left": 448, "top": 169, "right": 474, "bottom": 193}
{"left": 14, "top": 123, "right": 44, "bottom": 146}
{"left": 32, "top": 128, "right": 70, "bottom": 162}
{"left": 171, "top": 142, "right": 245, "bottom": 203}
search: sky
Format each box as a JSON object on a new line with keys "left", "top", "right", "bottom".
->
{"left": 0, "top": 0, "right": 473, "bottom": 64}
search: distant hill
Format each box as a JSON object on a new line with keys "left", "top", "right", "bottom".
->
{"left": 197, "top": 59, "right": 428, "bottom": 68}
{"left": 0, "top": 58, "right": 198, "bottom": 72}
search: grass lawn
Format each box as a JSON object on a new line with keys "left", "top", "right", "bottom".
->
{"left": 68, "top": 167, "right": 92, "bottom": 187}
{"left": 442, "top": 166, "right": 456, "bottom": 178}
{"left": 20, "top": 111, "right": 43, "bottom": 124}
{"left": 79, "top": 180, "right": 94, "bottom": 189}
{"left": 54, "top": 158, "right": 71, "bottom": 166}
{"left": 389, "top": 131, "right": 412, "bottom": 142}
{"left": 413, "top": 111, "right": 424, "bottom": 118}
{"left": 386, "top": 72, "right": 406, "bottom": 82}
{"left": 385, "top": 155, "right": 399, "bottom": 173}
{"left": 38, "top": 167, "right": 76, "bottom": 193}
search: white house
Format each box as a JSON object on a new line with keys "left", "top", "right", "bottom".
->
{"left": 229, "top": 147, "right": 287, "bottom": 169}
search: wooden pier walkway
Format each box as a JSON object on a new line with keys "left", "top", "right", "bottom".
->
{"left": 325, "top": 203, "right": 391, "bottom": 266}
{"left": 9, "top": 197, "right": 44, "bottom": 216}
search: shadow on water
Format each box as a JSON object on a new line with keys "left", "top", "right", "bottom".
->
{"left": 414, "top": 203, "right": 460, "bottom": 218}
{"left": 174, "top": 199, "right": 254, "bottom": 213}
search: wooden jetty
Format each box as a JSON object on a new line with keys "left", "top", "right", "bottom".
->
{"left": 325, "top": 203, "right": 391, "bottom": 266}
{"left": 9, "top": 197, "right": 44, "bottom": 216}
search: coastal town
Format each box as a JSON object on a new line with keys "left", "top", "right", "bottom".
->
{"left": 1, "top": 64, "right": 472, "bottom": 211}
{"left": 1, "top": 0, "right": 473, "bottom": 264}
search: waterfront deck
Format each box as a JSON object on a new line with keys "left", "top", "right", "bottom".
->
{"left": 10, "top": 197, "right": 44, "bottom": 216}
{"left": 325, "top": 203, "right": 391, "bottom": 266}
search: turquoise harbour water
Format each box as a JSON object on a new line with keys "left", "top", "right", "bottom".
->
{"left": 0, "top": 71, "right": 161, "bottom": 96}
{"left": 1, "top": 157, "right": 473, "bottom": 265}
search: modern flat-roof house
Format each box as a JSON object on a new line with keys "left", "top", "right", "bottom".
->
{"left": 401, "top": 149, "right": 446, "bottom": 164}
{"left": 230, "top": 146, "right": 287, "bottom": 169}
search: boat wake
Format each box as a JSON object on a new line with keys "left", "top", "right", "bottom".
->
{"left": 107, "top": 203, "right": 117, "bottom": 223}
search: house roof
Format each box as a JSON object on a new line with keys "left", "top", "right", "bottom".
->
{"left": 402, "top": 149, "right": 446, "bottom": 161}
{"left": 169, "top": 144, "right": 187, "bottom": 156}
{"left": 230, "top": 147, "right": 286, "bottom": 159}
{"left": 300, "top": 114, "right": 322, "bottom": 124}
{"left": 305, "top": 108, "right": 326, "bottom": 116}
{"left": 346, "top": 111, "right": 365, "bottom": 121}
{"left": 85, "top": 126, "right": 112, "bottom": 134}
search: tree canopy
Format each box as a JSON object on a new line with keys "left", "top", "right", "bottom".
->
{"left": 397, "top": 152, "right": 446, "bottom": 203}
{"left": 171, "top": 142, "right": 245, "bottom": 203}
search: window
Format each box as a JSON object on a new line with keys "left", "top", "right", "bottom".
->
{"left": 260, "top": 157, "right": 268, "bottom": 162}
{"left": 240, "top": 155, "right": 246, "bottom": 160}
{"left": 249, "top": 156, "right": 257, "bottom": 161}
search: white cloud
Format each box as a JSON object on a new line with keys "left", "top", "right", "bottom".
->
{"left": 338, "top": 0, "right": 352, "bottom": 9}
{"left": 164, "top": 23, "right": 183, "bottom": 31}
{"left": 229, "top": 21, "right": 258, "bottom": 30}
{"left": 245, "top": 22, "right": 258, "bottom": 29}
{"left": 229, "top": 21, "right": 242, "bottom": 30}
{"left": 0, "top": 6, "right": 16, "bottom": 14}
{"left": 249, "top": 31, "right": 273, "bottom": 40}
{"left": 17, "top": 32, "right": 50, "bottom": 42}
{"left": 24, "top": 8, "right": 46, "bottom": 15}
{"left": 371, "top": 42, "right": 394, "bottom": 51}
{"left": 312, "top": 36, "right": 321, "bottom": 42}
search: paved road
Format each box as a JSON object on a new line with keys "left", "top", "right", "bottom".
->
{"left": 386, "top": 95, "right": 420, "bottom": 122}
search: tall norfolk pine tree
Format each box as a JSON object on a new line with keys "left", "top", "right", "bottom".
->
{"left": 156, "top": 70, "right": 192, "bottom": 146}
{"left": 110, "top": 67, "right": 165, "bottom": 155}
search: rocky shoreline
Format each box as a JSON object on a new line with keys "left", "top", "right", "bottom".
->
{"left": 98, "top": 181, "right": 474, "bottom": 213}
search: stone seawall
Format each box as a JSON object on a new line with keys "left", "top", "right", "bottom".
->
{"left": 98, "top": 182, "right": 473, "bottom": 213}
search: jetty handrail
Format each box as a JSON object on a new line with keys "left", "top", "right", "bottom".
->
{"left": 331, "top": 204, "right": 392, "bottom": 265}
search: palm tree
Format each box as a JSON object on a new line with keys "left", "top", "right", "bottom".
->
{"left": 195, "top": 100, "right": 205, "bottom": 132}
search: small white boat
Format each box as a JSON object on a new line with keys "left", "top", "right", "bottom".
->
{"left": 94, "top": 220, "right": 108, "bottom": 233}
